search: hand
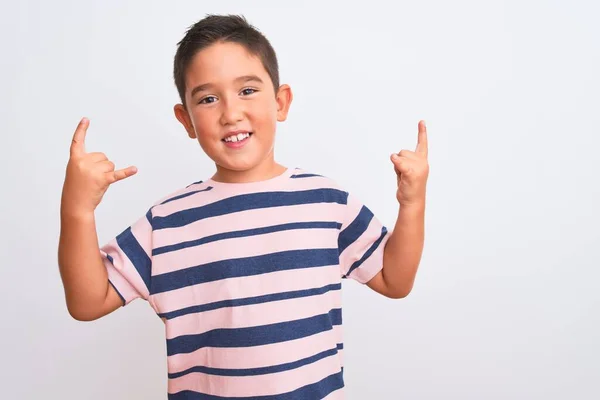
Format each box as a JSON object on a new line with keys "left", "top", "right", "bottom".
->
{"left": 61, "top": 118, "right": 137, "bottom": 217}
{"left": 390, "top": 120, "right": 429, "bottom": 207}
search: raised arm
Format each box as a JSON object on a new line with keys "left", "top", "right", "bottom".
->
{"left": 58, "top": 118, "right": 138, "bottom": 321}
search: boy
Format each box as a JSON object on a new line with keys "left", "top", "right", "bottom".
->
{"left": 58, "top": 14, "right": 429, "bottom": 399}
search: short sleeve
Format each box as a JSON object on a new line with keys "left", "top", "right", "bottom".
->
{"left": 338, "top": 192, "right": 391, "bottom": 284}
{"left": 100, "top": 209, "right": 153, "bottom": 306}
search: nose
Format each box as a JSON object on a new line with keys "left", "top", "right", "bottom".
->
{"left": 219, "top": 97, "right": 244, "bottom": 126}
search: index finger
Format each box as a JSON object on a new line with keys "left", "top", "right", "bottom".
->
{"left": 70, "top": 117, "right": 89, "bottom": 157}
{"left": 415, "top": 120, "right": 428, "bottom": 157}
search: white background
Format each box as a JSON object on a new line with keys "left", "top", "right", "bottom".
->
{"left": 1, "top": 0, "right": 599, "bottom": 399}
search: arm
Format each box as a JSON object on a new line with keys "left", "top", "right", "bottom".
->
{"left": 58, "top": 212, "right": 122, "bottom": 321}
{"left": 367, "top": 203, "right": 425, "bottom": 298}
{"left": 367, "top": 120, "right": 429, "bottom": 299}
{"left": 58, "top": 118, "right": 137, "bottom": 321}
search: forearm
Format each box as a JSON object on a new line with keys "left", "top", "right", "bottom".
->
{"left": 58, "top": 210, "right": 110, "bottom": 319}
{"left": 382, "top": 202, "right": 425, "bottom": 297}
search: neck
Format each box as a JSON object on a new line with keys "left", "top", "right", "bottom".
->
{"left": 211, "top": 157, "right": 286, "bottom": 184}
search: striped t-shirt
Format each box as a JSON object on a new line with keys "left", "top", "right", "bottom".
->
{"left": 100, "top": 167, "right": 390, "bottom": 399}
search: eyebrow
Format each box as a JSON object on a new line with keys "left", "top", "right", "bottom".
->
{"left": 190, "top": 75, "right": 264, "bottom": 98}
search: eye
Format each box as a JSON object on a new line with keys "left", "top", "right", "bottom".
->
{"left": 240, "top": 88, "right": 257, "bottom": 96}
{"left": 199, "top": 96, "right": 217, "bottom": 104}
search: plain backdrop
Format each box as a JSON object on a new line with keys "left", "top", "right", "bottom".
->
{"left": 1, "top": 0, "right": 599, "bottom": 399}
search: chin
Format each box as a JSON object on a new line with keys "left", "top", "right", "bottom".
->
{"left": 217, "top": 157, "right": 261, "bottom": 172}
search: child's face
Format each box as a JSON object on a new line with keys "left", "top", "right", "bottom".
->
{"left": 174, "top": 41, "right": 292, "bottom": 175}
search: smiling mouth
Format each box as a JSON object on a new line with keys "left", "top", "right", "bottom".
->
{"left": 222, "top": 132, "right": 253, "bottom": 143}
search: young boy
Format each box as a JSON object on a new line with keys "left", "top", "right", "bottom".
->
{"left": 58, "top": 14, "right": 429, "bottom": 399}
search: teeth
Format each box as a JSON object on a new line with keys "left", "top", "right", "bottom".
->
{"left": 224, "top": 132, "right": 250, "bottom": 142}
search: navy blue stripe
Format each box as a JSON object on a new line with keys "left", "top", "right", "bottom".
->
{"left": 115, "top": 227, "right": 152, "bottom": 291}
{"left": 347, "top": 226, "right": 388, "bottom": 276}
{"left": 107, "top": 279, "right": 126, "bottom": 306}
{"left": 158, "top": 283, "right": 342, "bottom": 320}
{"left": 161, "top": 186, "right": 213, "bottom": 205}
{"left": 153, "top": 221, "right": 341, "bottom": 256}
{"left": 290, "top": 173, "right": 322, "bottom": 178}
{"left": 168, "top": 369, "right": 344, "bottom": 400}
{"left": 151, "top": 188, "right": 347, "bottom": 230}
{"left": 167, "top": 308, "right": 342, "bottom": 356}
{"left": 186, "top": 180, "right": 204, "bottom": 188}
{"left": 168, "top": 345, "right": 340, "bottom": 379}
{"left": 337, "top": 343, "right": 343, "bottom": 350}
{"left": 338, "top": 205, "right": 374, "bottom": 255}
{"left": 151, "top": 248, "right": 339, "bottom": 295}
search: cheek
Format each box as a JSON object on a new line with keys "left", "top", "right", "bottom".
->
{"left": 191, "top": 111, "right": 219, "bottom": 140}
{"left": 252, "top": 103, "right": 278, "bottom": 132}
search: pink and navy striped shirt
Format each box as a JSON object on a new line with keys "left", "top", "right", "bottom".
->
{"left": 100, "top": 167, "right": 390, "bottom": 399}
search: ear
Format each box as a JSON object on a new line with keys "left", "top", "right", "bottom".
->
{"left": 275, "top": 84, "right": 293, "bottom": 122}
{"left": 174, "top": 104, "right": 197, "bottom": 139}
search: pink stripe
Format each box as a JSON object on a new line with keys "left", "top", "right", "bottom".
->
{"left": 131, "top": 212, "right": 153, "bottom": 258}
{"left": 152, "top": 176, "right": 340, "bottom": 219}
{"left": 168, "top": 351, "right": 342, "bottom": 397}
{"left": 332, "top": 323, "right": 343, "bottom": 347}
{"left": 165, "top": 287, "right": 341, "bottom": 339}
{"left": 153, "top": 201, "right": 345, "bottom": 250}
{"left": 167, "top": 325, "right": 342, "bottom": 373}
{"left": 154, "top": 227, "right": 337, "bottom": 275}
{"left": 340, "top": 192, "right": 363, "bottom": 230}
{"left": 150, "top": 182, "right": 207, "bottom": 207}
{"left": 152, "top": 265, "right": 340, "bottom": 315}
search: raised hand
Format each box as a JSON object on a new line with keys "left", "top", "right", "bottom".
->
{"left": 390, "top": 120, "right": 429, "bottom": 207}
{"left": 61, "top": 118, "right": 137, "bottom": 217}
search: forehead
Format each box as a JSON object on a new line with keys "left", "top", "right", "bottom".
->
{"left": 185, "top": 42, "right": 269, "bottom": 89}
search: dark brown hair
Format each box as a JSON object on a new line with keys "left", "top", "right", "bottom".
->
{"left": 173, "top": 14, "right": 280, "bottom": 107}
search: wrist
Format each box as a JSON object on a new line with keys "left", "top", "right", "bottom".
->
{"left": 60, "top": 204, "right": 95, "bottom": 222}
{"left": 399, "top": 200, "right": 425, "bottom": 214}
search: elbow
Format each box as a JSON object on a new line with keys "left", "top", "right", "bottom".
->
{"left": 67, "top": 304, "right": 100, "bottom": 322}
{"left": 388, "top": 291, "right": 410, "bottom": 300}
{"left": 387, "top": 285, "right": 413, "bottom": 299}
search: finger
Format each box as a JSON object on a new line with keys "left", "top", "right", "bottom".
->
{"left": 70, "top": 117, "right": 89, "bottom": 157}
{"left": 96, "top": 160, "right": 116, "bottom": 173}
{"left": 391, "top": 154, "right": 411, "bottom": 174}
{"left": 415, "top": 120, "right": 428, "bottom": 157}
{"left": 398, "top": 149, "right": 419, "bottom": 159}
{"left": 88, "top": 152, "right": 108, "bottom": 162}
{"left": 106, "top": 166, "right": 138, "bottom": 184}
